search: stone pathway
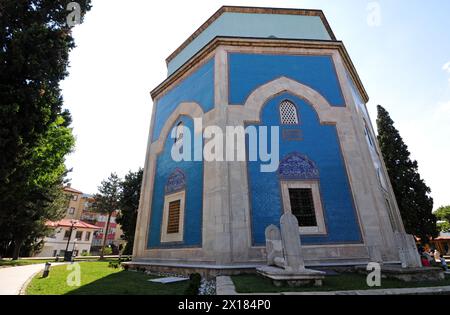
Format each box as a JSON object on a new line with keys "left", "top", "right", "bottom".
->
{"left": 0, "top": 263, "right": 65, "bottom": 295}
{"left": 216, "top": 276, "right": 238, "bottom": 295}
{"left": 217, "top": 276, "right": 450, "bottom": 295}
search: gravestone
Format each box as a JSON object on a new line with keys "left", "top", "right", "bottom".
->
{"left": 257, "top": 213, "right": 325, "bottom": 287}
{"left": 265, "top": 224, "right": 285, "bottom": 268}
{"left": 280, "top": 213, "right": 305, "bottom": 272}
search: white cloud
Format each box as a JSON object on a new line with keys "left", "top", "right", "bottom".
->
{"left": 443, "top": 61, "right": 450, "bottom": 73}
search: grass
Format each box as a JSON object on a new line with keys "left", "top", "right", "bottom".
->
{"left": 0, "top": 259, "right": 53, "bottom": 267}
{"left": 231, "top": 273, "right": 450, "bottom": 293}
{"left": 26, "top": 261, "right": 190, "bottom": 295}
{"left": 0, "top": 257, "right": 124, "bottom": 268}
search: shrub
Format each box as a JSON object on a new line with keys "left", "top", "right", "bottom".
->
{"left": 184, "top": 273, "right": 202, "bottom": 295}
{"left": 108, "top": 261, "right": 120, "bottom": 269}
{"left": 103, "top": 247, "right": 113, "bottom": 255}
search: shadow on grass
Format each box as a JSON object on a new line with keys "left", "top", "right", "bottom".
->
{"left": 65, "top": 270, "right": 190, "bottom": 295}
{"left": 231, "top": 273, "right": 450, "bottom": 294}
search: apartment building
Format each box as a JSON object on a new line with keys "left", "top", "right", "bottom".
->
{"left": 35, "top": 186, "right": 125, "bottom": 257}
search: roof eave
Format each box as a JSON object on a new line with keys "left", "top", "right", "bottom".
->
{"left": 151, "top": 37, "right": 369, "bottom": 104}
{"left": 165, "top": 6, "right": 336, "bottom": 66}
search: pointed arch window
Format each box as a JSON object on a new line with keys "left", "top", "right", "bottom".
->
{"left": 279, "top": 100, "right": 299, "bottom": 125}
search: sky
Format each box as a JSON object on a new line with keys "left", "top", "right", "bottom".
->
{"left": 62, "top": 0, "right": 450, "bottom": 209}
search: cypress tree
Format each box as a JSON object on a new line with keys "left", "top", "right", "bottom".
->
{"left": 376, "top": 105, "right": 437, "bottom": 242}
{"left": 0, "top": 1, "right": 91, "bottom": 258}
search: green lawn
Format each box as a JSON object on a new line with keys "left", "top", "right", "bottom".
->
{"left": 0, "top": 257, "right": 125, "bottom": 268}
{"left": 0, "top": 259, "right": 53, "bottom": 267}
{"left": 231, "top": 273, "right": 450, "bottom": 293}
{"left": 26, "top": 261, "right": 190, "bottom": 295}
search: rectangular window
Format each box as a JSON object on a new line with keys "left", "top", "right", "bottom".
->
{"left": 85, "top": 231, "right": 91, "bottom": 241}
{"left": 64, "top": 230, "right": 71, "bottom": 240}
{"left": 68, "top": 207, "right": 75, "bottom": 214}
{"left": 75, "top": 231, "right": 83, "bottom": 240}
{"left": 167, "top": 200, "right": 181, "bottom": 234}
{"left": 281, "top": 181, "right": 326, "bottom": 235}
{"left": 288, "top": 188, "right": 317, "bottom": 227}
{"left": 161, "top": 190, "right": 185, "bottom": 243}
{"left": 73, "top": 195, "right": 78, "bottom": 201}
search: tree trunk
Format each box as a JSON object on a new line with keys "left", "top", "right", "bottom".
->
{"left": 12, "top": 238, "right": 23, "bottom": 261}
{"left": 100, "top": 212, "right": 113, "bottom": 260}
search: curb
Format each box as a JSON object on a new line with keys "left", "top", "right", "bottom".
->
{"left": 19, "top": 269, "right": 43, "bottom": 295}
{"left": 279, "top": 286, "right": 450, "bottom": 295}
{"left": 19, "top": 262, "right": 69, "bottom": 295}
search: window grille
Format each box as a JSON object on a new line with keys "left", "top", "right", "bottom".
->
{"left": 288, "top": 188, "right": 317, "bottom": 227}
{"left": 280, "top": 100, "right": 299, "bottom": 124}
{"left": 167, "top": 200, "right": 181, "bottom": 234}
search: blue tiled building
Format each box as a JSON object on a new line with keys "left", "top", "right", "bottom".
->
{"left": 131, "top": 6, "right": 419, "bottom": 275}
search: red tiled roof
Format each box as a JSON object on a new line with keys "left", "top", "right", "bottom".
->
{"left": 46, "top": 219, "right": 101, "bottom": 230}
{"left": 434, "top": 236, "right": 450, "bottom": 241}
{"left": 64, "top": 186, "right": 83, "bottom": 194}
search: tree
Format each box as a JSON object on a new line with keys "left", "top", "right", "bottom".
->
{"left": 0, "top": 1, "right": 91, "bottom": 259}
{"left": 117, "top": 168, "right": 143, "bottom": 255}
{"left": 0, "top": 116, "right": 75, "bottom": 259}
{"left": 434, "top": 206, "right": 450, "bottom": 233}
{"left": 92, "top": 173, "right": 122, "bottom": 259}
{"left": 376, "top": 105, "right": 438, "bottom": 242}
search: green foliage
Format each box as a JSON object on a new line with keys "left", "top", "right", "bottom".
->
{"left": 103, "top": 246, "right": 113, "bottom": 256}
{"left": 435, "top": 206, "right": 450, "bottom": 232}
{"left": 108, "top": 261, "right": 120, "bottom": 269}
{"left": 92, "top": 173, "right": 122, "bottom": 216}
{"left": 92, "top": 173, "right": 121, "bottom": 258}
{"left": 0, "top": 0, "right": 91, "bottom": 259}
{"left": 184, "top": 273, "right": 202, "bottom": 295}
{"left": 435, "top": 206, "right": 450, "bottom": 222}
{"left": 116, "top": 168, "right": 143, "bottom": 255}
{"left": 0, "top": 115, "right": 75, "bottom": 258}
{"left": 438, "top": 221, "right": 450, "bottom": 233}
{"left": 376, "top": 105, "right": 438, "bottom": 241}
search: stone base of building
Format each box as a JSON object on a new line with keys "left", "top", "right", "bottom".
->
{"left": 256, "top": 265, "right": 326, "bottom": 287}
{"left": 356, "top": 265, "right": 445, "bottom": 282}
{"left": 123, "top": 259, "right": 353, "bottom": 280}
{"left": 122, "top": 261, "right": 260, "bottom": 279}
